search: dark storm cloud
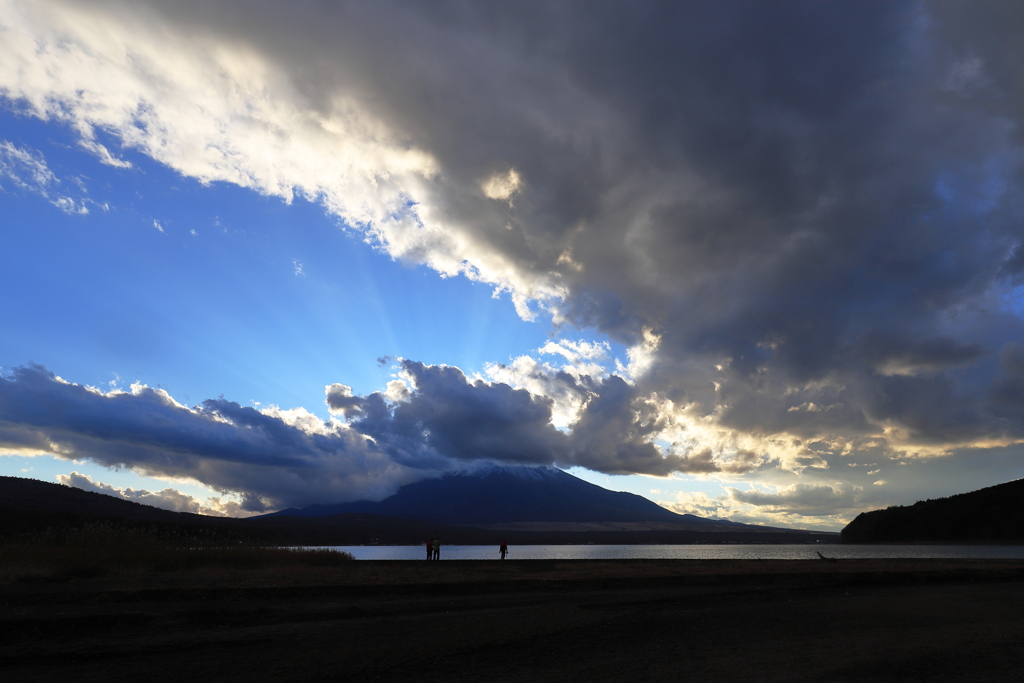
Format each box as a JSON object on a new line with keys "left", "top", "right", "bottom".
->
{"left": 0, "top": 365, "right": 415, "bottom": 510}
{"left": 332, "top": 359, "right": 752, "bottom": 476}
{"left": 557, "top": 374, "right": 672, "bottom": 475}
{"left": 240, "top": 0, "right": 1024, "bottom": 451}
{"left": 328, "top": 360, "right": 693, "bottom": 475}
{"left": 330, "top": 361, "right": 746, "bottom": 477}
{"left": 991, "top": 342, "right": 1024, "bottom": 411}
{"left": 728, "top": 483, "right": 861, "bottom": 518}
{"left": 853, "top": 332, "right": 985, "bottom": 376}
{"left": 331, "top": 360, "right": 569, "bottom": 467}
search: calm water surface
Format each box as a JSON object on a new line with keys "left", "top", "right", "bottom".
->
{"left": 329, "top": 544, "right": 1024, "bottom": 561}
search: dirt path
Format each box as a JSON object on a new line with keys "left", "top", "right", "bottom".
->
{"left": 3, "top": 559, "right": 1024, "bottom": 682}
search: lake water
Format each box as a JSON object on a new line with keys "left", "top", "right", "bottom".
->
{"left": 328, "top": 544, "right": 1024, "bottom": 561}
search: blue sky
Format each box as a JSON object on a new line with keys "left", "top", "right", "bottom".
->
{"left": 2, "top": 109, "right": 552, "bottom": 409}
{"left": 4, "top": 1, "right": 1024, "bottom": 530}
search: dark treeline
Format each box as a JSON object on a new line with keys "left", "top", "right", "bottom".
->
{"left": 1, "top": 476, "right": 261, "bottom": 546}
{"left": 842, "top": 479, "right": 1024, "bottom": 544}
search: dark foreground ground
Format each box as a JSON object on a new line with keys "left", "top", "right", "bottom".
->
{"left": 3, "top": 558, "right": 1024, "bottom": 682}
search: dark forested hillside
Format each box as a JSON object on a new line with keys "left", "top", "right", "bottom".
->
{"left": 841, "top": 479, "right": 1024, "bottom": 543}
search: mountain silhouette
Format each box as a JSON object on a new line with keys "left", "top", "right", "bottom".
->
{"left": 265, "top": 464, "right": 736, "bottom": 526}
{"left": 842, "top": 478, "right": 1024, "bottom": 543}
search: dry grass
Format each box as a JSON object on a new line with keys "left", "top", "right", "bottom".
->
{"left": 0, "top": 521, "right": 353, "bottom": 583}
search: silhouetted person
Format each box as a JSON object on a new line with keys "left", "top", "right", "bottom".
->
{"left": 433, "top": 539, "right": 440, "bottom": 560}
{"left": 499, "top": 541, "right": 508, "bottom": 560}
{"left": 426, "top": 540, "right": 433, "bottom": 560}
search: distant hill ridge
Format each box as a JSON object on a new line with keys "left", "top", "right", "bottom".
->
{"left": 0, "top": 475, "right": 206, "bottom": 522}
{"left": 841, "top": 478, "right": 1024, "bottom": 543}
{"left": 265, "top": 464, "right": 716, "bottom": 525}
{"left": 0, "top": 475, "right": 837, "bottom": 545}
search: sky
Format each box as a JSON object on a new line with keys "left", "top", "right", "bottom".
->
{"left": 3, "top": 1, "right": 1024, "bottom": 531}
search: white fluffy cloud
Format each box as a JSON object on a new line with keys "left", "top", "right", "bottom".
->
{"left": 56, "top": 471, "right": 249, "bottom": 517}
